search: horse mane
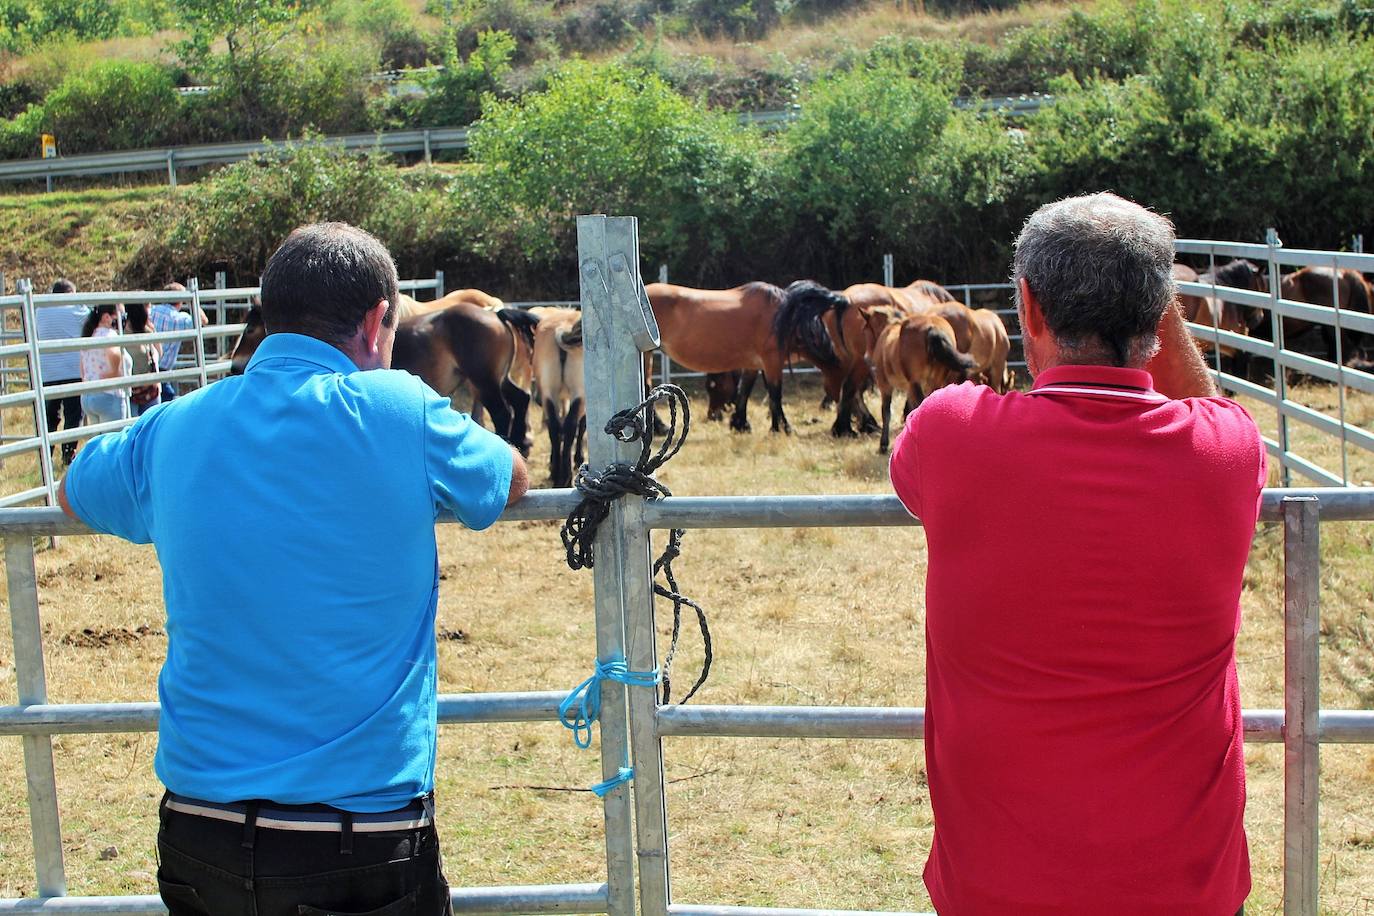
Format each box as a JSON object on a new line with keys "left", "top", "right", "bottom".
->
{"left": 924, "top": 321, "right": 977, "bottom": 376}
{"left": 496, "top": 307, "right": 540, "bottom": 351}
{"left": 774, "top": 280, "right": 847, "bottom": 368}
{"left": 910, "top": 280, "right": 957, "bottom": 303}
{"left": 1204, "top": 259, "right": 1264, "bottom": 290}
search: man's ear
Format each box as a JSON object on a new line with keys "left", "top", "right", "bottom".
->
{"left": 362, "top": 299, "right": 388, "bottom": 354}
{"left": 1018, "top": 278, "right": 1047, "bottom": 340}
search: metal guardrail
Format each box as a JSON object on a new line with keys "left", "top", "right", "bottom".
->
{"left": 0, "top": 217, "right": 1369, "bottom": 916}
{"left": 0, "top": 95, "right": 1053, "bottom": 187}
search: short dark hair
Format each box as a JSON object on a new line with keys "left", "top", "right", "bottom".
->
{"left": 259, "top": 223, "right": 399, "bottom": 347}
{"left": 51, "top": 278, "right": 75, "bottom": 294}
{"left": 1012, "top": 193, "right": 1175, "bottom": 367}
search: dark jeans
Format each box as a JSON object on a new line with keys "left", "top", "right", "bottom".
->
{"left": 156, "top": 793, "right": 453, "bottom": 916}
{"left": 161, "top": 382, "right": 177, "bottom": 403}
{"left": 43, "top": 383, "right": 81, "bottom": 465}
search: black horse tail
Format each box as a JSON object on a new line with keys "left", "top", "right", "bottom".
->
{"left": 496, "top": 307, "right": 540, "bottom": 351}
{"left": 556, "top": 319, "right": 583, "bottom": 350}
{"left": 926, "top": 324, "right": 977, "bottom": 379}
{"left": 774, "top": 280, "right": 847, "bottom": 368}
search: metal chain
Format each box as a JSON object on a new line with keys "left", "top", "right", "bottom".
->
{"left": 560, "top": 384, "right": 711, "bottom": 704}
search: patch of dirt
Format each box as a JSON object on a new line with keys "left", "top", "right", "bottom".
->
{"left": 437, "top": 627, "right": 467, "bottom": 642}
{"left": 37, "top": 558, "right": 123, "bottom": 588}
{"left": 60, "top": 625, "right": 163, "bottom": 648}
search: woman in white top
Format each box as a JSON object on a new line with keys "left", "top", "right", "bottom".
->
{"left": 79, "top": 305, "right": 132, "bottom": 426}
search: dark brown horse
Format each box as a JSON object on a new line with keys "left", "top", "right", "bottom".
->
{"left": 645, "top": 282, "right": 795, "bottom": 433}
{"left": 230, "top": 303, "right": 539, "bottom": 454}
{"left": 1277, "top": 267, "right": 1373, "bottom": 365}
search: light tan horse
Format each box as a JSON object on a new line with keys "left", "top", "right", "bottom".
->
{"left": 646, "top": 282, "right": 794, "bottom": 433}
{"left": 531, "top": 308, "right": 585, "bottom": 487}
{"left": 866, "top": 306, "right": 977, "bottom": 454}
{"left": 397, "top": 288, "right": 505, "bottom": 319}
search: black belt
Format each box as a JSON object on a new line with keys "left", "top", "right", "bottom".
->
{"left": 163, "top": 792, "right": 433, "bottom": 834}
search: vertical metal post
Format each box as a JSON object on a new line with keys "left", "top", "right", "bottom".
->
{"left": 7, "top": 536, "right": 67, "bottom": 897}
{"left": 1353, "top": 234, "right": 1364, "bottom": 254}
{"left": 1206, "top": 248, "right": 1223, "bottom": 378}
{"left": 1266, "top": 229, "right": 1291, "bottom": 486}
{"left": 423, "top": 129, "right": 432, "bottom": 164}
{"left": 166, "top": 151, "right": 177, "bottom": 188}
{"left": 189, "top": 277, "right": 207, "bottom": 390}
{"left": 1328, "top": 258, "right": 1348, "bottom": 484}
{"left": 578, "top": 215, "right": 666, "bottom": 916}
{"left": 21, "top": 281, "right": 56, "bottom": 504}
{"left": 435, "top": 269, "right": 446, "bottom": 299}
{"left": 882, "top": 253, "right": 894, "bottom": 288}
{"left": 657, "top": 265, "right": 670, "bottom": 386}
{"left": 1282, "top": 496, "right": 1320, "bottom": 916}
{"left": 961, "top": 286, "right": 971, "bottom": 309}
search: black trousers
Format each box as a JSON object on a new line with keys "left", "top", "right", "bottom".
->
{"left": 156, "top": 793, "right": 454, "bottom": 916}
{"left": 43, "top": 384, "right": 81, "bottom": 464}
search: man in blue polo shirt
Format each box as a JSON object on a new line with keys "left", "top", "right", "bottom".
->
{"left": 58, "top": 222, "right": 529, "bottom": 916}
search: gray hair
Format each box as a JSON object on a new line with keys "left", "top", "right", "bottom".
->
{"left": 1012, "top": 192, "right": 1175, "bottom": 367}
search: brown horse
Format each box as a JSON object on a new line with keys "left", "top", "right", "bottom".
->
{"left": 232, "top": 303, "right": 539, "bottom": 454}
{"left": 867, "top": 307, "right": 977, "bottom": 454}
{"left": 1278, "top": 266, "right": 1373, "bottom": 365}
{"left": 531, "top": 308, "right": 586, "bottom": 487}
{"left": 645, "top": 282, "right": 794, "bottom": 433}
{"left": 1174, "top": 262, "right": 1253, "bottom": 360}
{"left": 391, "top": 303, "right": 539, "bottom": 453}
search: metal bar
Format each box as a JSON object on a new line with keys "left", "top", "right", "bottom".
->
{"left": 36, "top": 330, "right": 207, "bottom": 354}
{"left": 1, "top": 489, "right": 1371, "bottom": 538}
{"left": 0, "top": 437, "right": 41, "bottom": 460}
{"left": 882, "top": 254, "right": 894, "bottom": 288}
{"left": 0, "top": 389, "right": 39, "bottom": 409}
{"left": 42, "top": 366, "right": 212, "bottom": 401}
{"left": 577, "top": 215, "right": 642, "bottom": 916}
{"left": 189, "top": 279, "right": 208, "bottom": 391}
{"left": 4, "top": 698, "right": 1371, "bottom": 743}
{"left": 1283, "top": 497, "right": 1320, "bottom": 916}
{"left": 1267, "top": 230, "right": 1291, "bottom": 486}
{"left": 0, "top": 883, "right": 610, "bottom": 914}
{"left": 20, "top": 282, "right": 56, "bottom": 505}
{"left": 1268, "top": 247, "right": 1374, "bottom": 272}
{"left": 6, "top": 537, "right": 66, "bottom": 895}
{"left": 0, "top": 486, "right": 50, "bottom": 509}
{"left": 1175, "top": 239, "right": 1272, "bottom": 261}
{"left": 1329, "top": 258, "right": 1349, "bottom": 484}
{"left": 0, "top": 690, "right": 573, "bottom": 736}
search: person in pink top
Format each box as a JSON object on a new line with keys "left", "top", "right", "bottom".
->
{"left": 890, "top": 192, "right": 1264, "bottom": 915}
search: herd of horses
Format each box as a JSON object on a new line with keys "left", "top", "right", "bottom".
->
{"left": 226, "top": 261, "right": 1374, "bottom": 484}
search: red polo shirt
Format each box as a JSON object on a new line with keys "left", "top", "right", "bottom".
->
{"left": 890, "top": 365, "right": 1264, "bottom": 916}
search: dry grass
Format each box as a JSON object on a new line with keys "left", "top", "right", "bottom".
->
{"left": 1, "top": 375, "right": 1372, "bottom": 912}
{"left": 655, "top": 0, "right": 1086, "bottom": 73}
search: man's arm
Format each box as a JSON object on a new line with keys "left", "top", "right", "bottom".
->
{"left": 57, "top": 476, "right": 76, "bottom": 519}
{"left": 506, "top": 447, "right": 530, "bottom": 506}
{"left": 1145, "top": 301, "right": 1219, "bottom": 399}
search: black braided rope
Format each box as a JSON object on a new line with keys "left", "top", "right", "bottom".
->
{"left": 560, "top": 384, "right": 712, "bottom": 704}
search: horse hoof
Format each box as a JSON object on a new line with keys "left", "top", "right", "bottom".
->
{"left": 831, "top": 425, "right": 857, "bottom": 439}
{"left": 730, "top": 421, "right": 753, "bottom": 433}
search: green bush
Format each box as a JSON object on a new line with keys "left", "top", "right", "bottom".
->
{"left": 469, "top": 60, "right": 768, "bottom": 279}
{"left": 0, "top": 0, "right": 171, "bottom": 52}
{"left": 0, "top": 60, "right": 181, "bottom": 158}
{"left": 122, "top": 140, "right": 469, "bottom": 285}
{"left": 401, "top": 29, "right": 515, "bottom": 128}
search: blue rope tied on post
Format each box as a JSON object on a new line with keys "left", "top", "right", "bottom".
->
{"left": 559, "top": 655, "right": 660, "bottom": 795}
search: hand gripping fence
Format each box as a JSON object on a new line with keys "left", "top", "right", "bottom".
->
{"left": 557, "top": 384, "right": 713, "bottom": 791}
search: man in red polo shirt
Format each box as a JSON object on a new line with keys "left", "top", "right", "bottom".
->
{"left": 890, "top": 193, "right": 1264, "bottom": 915}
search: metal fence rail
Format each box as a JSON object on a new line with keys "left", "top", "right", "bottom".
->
{"left": 3, "top": 225, "right": 1372, "bottom": 915}
{"left": 1176, "top": 235, "right": 1374, "bottom": 487}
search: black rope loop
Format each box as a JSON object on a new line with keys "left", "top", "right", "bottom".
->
{"left": 560, "top": 384, "right": 711, "bottom": 704}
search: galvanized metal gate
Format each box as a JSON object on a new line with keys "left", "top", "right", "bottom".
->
{"left": 2, "top": 216, "right": 1374, "bottom": 916}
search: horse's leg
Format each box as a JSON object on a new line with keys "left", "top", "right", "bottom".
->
{"left": 501, "top": 378, "right": 532, "bottom": 457}
{"left": 904, "top": 383, "right": 925, "bottom": 418}
{"left": 472, "top": 376, "right": 514, "bottom": 447}
{"left": 731, "top": 370, "right": 759, "bottom": 433}
{"left": 543, "top": 398, "right": 562, "bottom": 486}
{"left": 470, "top": 386, "right": 486, "bottom": 428}
{"left": 878, "top": 389, "right": 893, "bottom": 455}
{"left": 761, "top": 355, "right": 790, "bottom": 434}
{"left": 831, "top": 374, "right": 857, "bottom": 438}
{"left": 853, "top": 367, "right": 880, "bottom": 435}
{"left": 560, "top": 399, "right": 582, "bottom": 488}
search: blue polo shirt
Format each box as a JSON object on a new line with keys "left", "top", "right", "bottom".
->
{"left": 64, "top": 333, "right": 514, "bottom": 812}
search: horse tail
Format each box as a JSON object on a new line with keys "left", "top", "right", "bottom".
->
{"left": 774, "top": 280, "right": 846, "bottom": 368}
{"left": 926, "top": 323, "right": 977, "bottom": 378}
{"left": 556, "top": 319, "right": 583, "bottom": 351}
{"left": 496, "top": 307, "right": 540, "bottom": 351}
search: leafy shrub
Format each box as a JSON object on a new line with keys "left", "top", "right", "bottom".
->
{"left": 469, "top": 60, "right": 768, "bottom": 279}
{"left": 123, "top": 140, "right": 470, "bottom": 285}
{"left": 401, "top": 29, "right": 515, "bottom": 128}
{"left": 0, "top": 60, "right": 181, "bottom": 158}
